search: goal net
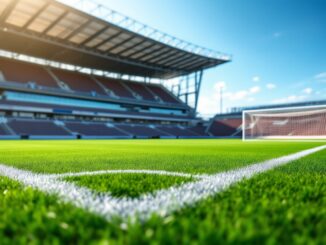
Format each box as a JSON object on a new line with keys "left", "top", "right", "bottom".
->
{"left": 243, "top": 105, "right": 326, "bottom": 140}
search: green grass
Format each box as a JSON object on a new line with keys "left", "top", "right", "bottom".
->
{"left": 135, "top": 148, "right": 326, "bottom": 245}
{"left": 65, "top": 173, "right": 193, "bottom": 198}
{"left": 0, "top": 139, "right": 325, "bottom": 244}
{"left": 0, "top": 139, "right": 324, "bottom": 174}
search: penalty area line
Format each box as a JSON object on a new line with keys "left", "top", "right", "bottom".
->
{"left": 49, "top": 169, "right": 208, "bottom": 180}
{"left": 0, "top": 144, "right": 325, "bottom": 223}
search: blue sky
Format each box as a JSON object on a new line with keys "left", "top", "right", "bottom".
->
{"left": 99, "top": 0, "right": 326, "bottom": 116}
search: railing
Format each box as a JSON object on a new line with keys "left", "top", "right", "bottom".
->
{"left": 56, "top": 0, "right": 232, "bottom": 61}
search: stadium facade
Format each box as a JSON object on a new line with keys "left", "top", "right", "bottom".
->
{"left": 1, "top": 0, "right": 323, "bottom": 140}
{"left": 0, "top": 0, "right": 230, "bottom": 139}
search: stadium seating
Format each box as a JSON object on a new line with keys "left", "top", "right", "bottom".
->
{"left": 0, "top": 124, "right": 11, "bottom": 135}
{"left": 116, "top": 124, "right": 169, "bottom": 137}
{"left": 0, "top": 57, "right": 59, "bottom": 88}
{"left": 125, "top": 82, "right": 157, "bottom": 101}
{"left": 51, "top": 68, "right": 106, "bottom": 95}
{"left": 95, "top": 77, "right": 136, "bottom": 99}
{"left": 0, "top": 58, "right": 183, "bottom": 107}
{"left": 208, "top": 118, "right": 242, "bottom": 137}
{"left": 65, "top": 121, "right": 128, "bottom": 137}
{"left": 156, "top": 125, "right": 199, "bottom": 137}
{"left": 0, "top": 99, "right": 191, "bottom": 120}
{"left": 0, "top": 58, "right": 200, "bottom": 140}
{"left": 147, "top": 85, "right": 180, "bottom": 104}
{"left": 188, "top": 125, "right": 209, "bottom": 136}
{"left": 8, "top": 118, "right": 71, "bottom": 136}
{"left": 0, "top": 116, "right": 210, "bottom": 139}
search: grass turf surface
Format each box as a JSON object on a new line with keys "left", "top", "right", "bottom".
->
{"left": 0, "top": 139, "right": 324, "bottom": 174}
{"left": 65, "top": 173, "right": 193, "bottom": 198}
{"left": 0, "top": 139, "right": 325, "bottom": 244}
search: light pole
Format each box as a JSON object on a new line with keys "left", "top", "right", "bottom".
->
{"left": 220, "top": 86, "right": 223, "bottom": 114}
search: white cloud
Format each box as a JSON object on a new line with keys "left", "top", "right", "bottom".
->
{"left": 273, "top": 95, "right": 307, "bottom": 104}
{"left": 315, "top": 72, "right": 326, "bottom": 79}
{"left": 273, "top": 86, "right": 319, "bottom": 105}
{"left": 225, "top": 90, "right": 248, "bottom": 101}
{"left": 224, "top": 86, "right": 261, "bottom": 101}
{"left": 248, "top": 97, "right": 256, "bottom": 102}
{"left": 198, "top": 83, "right": 262, "bottom": 116}
{"left": 302, "top": 87, "right": 313, "bottom": 95}
{"left": 214, "top": 81, "right": 226, "bottom": 91}
{"left": 197, "top": 82, "right": 227, "bottom": 116}
{"left": 315, "top": 72, "right": 326, "bottom": 82}
{"left": 252, "top": 76, "right": 260, "bottom": 82}
{"left": 198, "top": 96, "right": 220, "bottom": 117}
{"left": 266, "top": 83, "right": 276, "bottom": 89}
{"left": 249, "top": 86, "right": 261, "bottom": 94}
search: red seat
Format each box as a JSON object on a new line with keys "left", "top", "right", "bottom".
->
{"left": 52, "top": 69, "right": 105, "bottom": 95}
{"left": 0, "top": 58, "right": 59, "bottom": 88}
{"left": 148, "top": 85, "right": 180, "bottom": 104}
{"left": 96, "top": 77, "right": 135, "bottom": 99}
{"left": 8, "top": 119, "right": 71, "bottom": 136}
{"left": 125, "top": 82, "right": 156, "bottom": 101}
{"left": 209, "top": 118, "right": 242, "bottom": 136}
{"left": 65, "top": 122, "right": 128, "bottom": 136}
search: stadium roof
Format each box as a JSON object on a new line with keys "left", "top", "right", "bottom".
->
{"left": 0, "top": 0, "right": 231, "bottom": 79}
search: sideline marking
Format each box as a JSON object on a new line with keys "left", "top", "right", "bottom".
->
{"left": 49, "top": 169, "right": 208, "bottom": 180}
{"left": 0, "top": 145, "right": 325, "bottom": 222}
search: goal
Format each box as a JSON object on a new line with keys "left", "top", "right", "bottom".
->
{"left": 242, "top": 105, "right": 326, "bottom": 140}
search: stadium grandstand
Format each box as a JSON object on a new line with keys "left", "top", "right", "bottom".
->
{"left": 3, "top": 0, "right": 321, "bottom": 140}
{"left": 0, "top": 0, "right": 231, "bottom": 139}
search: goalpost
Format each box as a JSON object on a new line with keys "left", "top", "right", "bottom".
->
{"left": 242, "top": 105, "right": 326, "bottom": 140}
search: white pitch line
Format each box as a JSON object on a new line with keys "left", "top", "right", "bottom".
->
{"left": 49, "top": 169, "right": 207, "bottom": 180}
{"left": 0, "top": 144, "right": 325, "bottom": 223}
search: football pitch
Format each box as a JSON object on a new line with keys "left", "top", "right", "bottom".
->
{"left": 0, "top": 139, "right": 325, "bottom": 244}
